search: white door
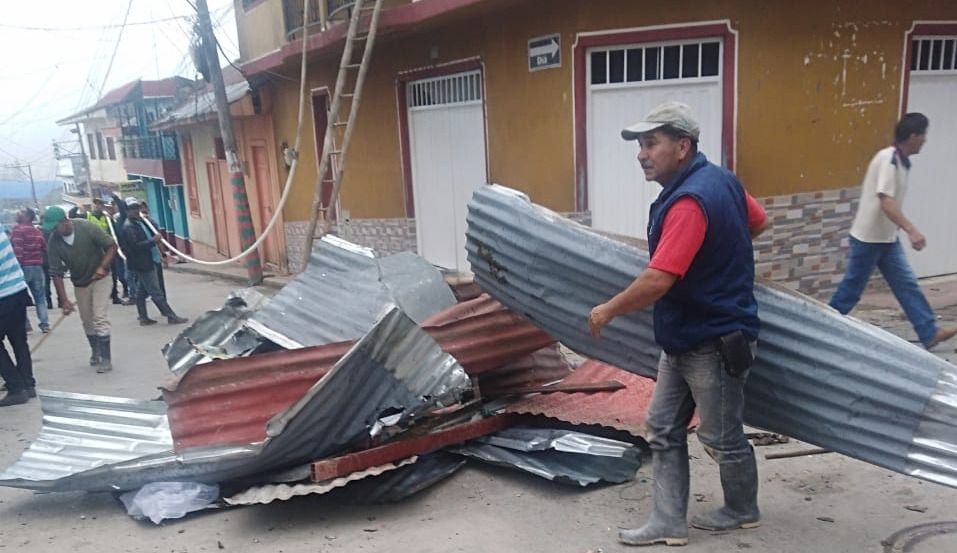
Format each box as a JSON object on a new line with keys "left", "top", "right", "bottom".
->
{"left": 905, "top": 36, "right": 957, "bottom": 277}
{"left": 408, "top": 70, "right": 486, "bottom": 272}
{"left": 587, "top": 40, "right": 724, "bottom": 238}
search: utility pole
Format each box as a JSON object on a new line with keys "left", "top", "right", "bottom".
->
{"left": 195, "top": 0, "right": 263, "bottom": 284}
{"left": 2, "top": 161, "right": 39, "bottom": 210}
{"left": 74, "top": 122, "right": 93, "bottom": 199}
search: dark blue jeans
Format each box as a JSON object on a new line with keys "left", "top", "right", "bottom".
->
{"left": 134, "top": 267, "right": 175, "bottom": 318}
{"left": 829, "top": 237, "right": 937, "bottom": 346}
{"left": 646, "top": 341, "right": 755, "bottom": 466}
{"left": 0, "top": 289, "right": 34, "bottom": 393}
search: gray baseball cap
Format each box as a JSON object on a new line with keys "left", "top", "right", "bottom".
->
{"left": 621, "top": 101, "right": 701, "bottom": 141}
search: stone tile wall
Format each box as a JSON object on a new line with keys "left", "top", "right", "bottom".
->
{"left": 752, "top": 186, "right": 860, "bottom": 299}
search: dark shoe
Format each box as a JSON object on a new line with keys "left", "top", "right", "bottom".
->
{"left": 26, "top": 387, "right": 36, "bottom": 398}
{"left": 112, "top": 297, "right": 123, "bottom": 305}
{"left": 139, "top": 318, "right": 158, "bottom": 326}
{"left": 619, "top": 446, "right": 690, "bottom": 547}
{"left": 87, "top": 335, "right": 101, "bottom": 366}
{"left": 123, "top": 299, "right": 136, "bottom": 306}
{"left": 40, "top": 324, "right": 50, "bottom": 334}
{"left": 0, "top": 391, "right": 30, "bottom": 407}
{"left": 96, "top": 336, "right": 112, "bottom": 373}
{"left": 927, "top": 327, "right": 957, "bottom": 350}
{"left": 690, "top": 448, "right": 761, "bottom": 532}
{"left": 167, "top": 316, "right": 189, "bottom": 325}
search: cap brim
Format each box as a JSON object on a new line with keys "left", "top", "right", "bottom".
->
{"left": 41, "top": 220, "right": 59, "bottom": 233}
{"left": 621, "top": 121, "right": 665, "bottom": 141}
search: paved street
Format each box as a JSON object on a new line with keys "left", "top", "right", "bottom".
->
{"left": 1, "top": 270, "right": 955, "bottom": 553}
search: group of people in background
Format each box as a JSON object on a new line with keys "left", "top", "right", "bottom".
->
{"left": 0, "top": 195, "right": 189, "bottom": 406}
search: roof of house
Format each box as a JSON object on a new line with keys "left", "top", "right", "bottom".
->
{"left": 151, "top": 66, "right": 251, "bottom": 130}
{"left": 57, "top": 76, "right": 196, "bottom": 125}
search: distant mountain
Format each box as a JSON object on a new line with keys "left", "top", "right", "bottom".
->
{"left": 0, "top": 180, "right": 62, "bottom": 200}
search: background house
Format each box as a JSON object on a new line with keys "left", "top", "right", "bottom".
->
{"left": 229, "top": 0, "right": 957, "bottom": 297}
{"left": 58, "top": 77, "right": 196, "bottom": 246}
{"left": 153, "top": 67, "right": 285, "bottom": 269}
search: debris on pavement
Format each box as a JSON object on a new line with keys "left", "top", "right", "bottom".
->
{"left": 120, "top": 482, "right": 220, "bottom": 524}
{"left": 464, "top": 183, "right": 957, "bottom": 489}
{"left": 451, "top": 426, "right": 642, "bottom": 486}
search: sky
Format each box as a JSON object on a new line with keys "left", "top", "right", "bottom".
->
{"left": 0, "top": 0, "right": 239, "bottom": 182}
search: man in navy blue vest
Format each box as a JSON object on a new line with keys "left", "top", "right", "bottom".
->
{"left": 589, "top": 102, "right": 770, "bottom": 547}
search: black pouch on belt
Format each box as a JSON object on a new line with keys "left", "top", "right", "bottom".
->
{"left": 717, "top": 330, "right": 754, "bottom": 377}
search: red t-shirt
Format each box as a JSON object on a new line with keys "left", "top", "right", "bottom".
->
{"left": 648, "top": 194, "right": 767, "bottom": 279}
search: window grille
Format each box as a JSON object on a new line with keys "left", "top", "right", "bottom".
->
{"left": 407, "top": 71, "right": 483, "bottom": 109}
{"left": 590, "top": 40, "right": 721, "bottom": 86}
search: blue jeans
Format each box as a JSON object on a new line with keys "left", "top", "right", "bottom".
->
{"left": 134, "top": 267, "right": 175, "bottom": 318}
{"left": 829, "top": 237, "right": 937, "bottom": 346}
{"left": 21, "top": 265, "right": 49, "bottom": 328}
{"left": 646, "top": 341, "right": 755, "bottom": 466}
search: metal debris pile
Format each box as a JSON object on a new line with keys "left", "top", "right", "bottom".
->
{"left": 0, "top": 235, "right": 658, "bottom": 524}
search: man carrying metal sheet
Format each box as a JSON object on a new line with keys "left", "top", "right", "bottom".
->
{"left": 829, "top": 113, "right": 957, "bottom": 350}
{"left": 588, "top": 102, "right": 770, "bottom": 547}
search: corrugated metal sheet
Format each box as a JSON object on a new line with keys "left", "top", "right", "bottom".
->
{"left": 223, "top": 457, "right": 419, "bottom": 506}
{"left": 453, "top": 427, "right": 641, "bottom": 486}
{"left": 163, "top": 296, "right": 549, "bottom": 451}
{"left": 507, "top": 360, "right": 655, "bottom": 437}
{"left": 163, "top": 342, "right": 353, "bottom": 450}
{"left": 163, "top": 289, "right": 267, "bottom": 376}
{"left": 0, "top": 306, "right": 470, "bottom": 492}
{"left": 423, "top": 294, "right": 556, "bottom": 374}
{"left": 465, "top": 184, "right": 957, "bottom": 488}
{"left": 338, "top": 452, "right": 467, "bottom": 504}
{"left": 0, "top": 391, "right": 172, "bottom": 485}
{"left": 152, "top": 81, "right": 250, "bottom": 129}
{"left": 247, "top": 236, "right": 456, "bottom": 349}
{"left": 478, "top": 345, "right": 573, "bottom": 392}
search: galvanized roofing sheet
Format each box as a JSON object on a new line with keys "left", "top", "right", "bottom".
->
{"left": 453, "top": 427, "right": 641, "bottom": 486}
{"left": 224, "top": 457, "right": 419, "bottom": 506}
{"left": 338, "top": 452, "right": 467, "bottom": 504}
{"left": 465, "top": 184, "right": 957, "bottom": 488}
{"left": 478, "top": 345, "right": 573, "bottom": 393}
{"left": 247, "top": 236, "right": 456, "bottom": 349}
{"left": 0, "top": 391, "right": 172, "bottom": 486}
{"left": 163, "top": 295, "right": 551, "bottom": 451}
{"left": 507, "top": 360, "right": 656, "bottom": 437}
{"left": 0, "top": 306, "right": 470, "bottom": 492}
{"left": 163, "top": 289, "right": 267, "bottom": 376}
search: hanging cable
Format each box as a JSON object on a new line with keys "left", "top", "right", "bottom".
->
{"left": 142, "top": 0, "right": 312, "bottom": 266}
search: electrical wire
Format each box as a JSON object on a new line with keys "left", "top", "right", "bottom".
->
{"left": 143, "top": 0, "right": 313, "bottom": 267}
{"left": 0, "top": 16, "right": 191, "bottom": 32}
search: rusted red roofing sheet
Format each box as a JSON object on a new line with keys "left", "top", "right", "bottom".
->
{"left": 164, "top": 296, "right": 554, "bottom": 451}
{"left": 506, "top": 360, "right": 659, "bottom": 437}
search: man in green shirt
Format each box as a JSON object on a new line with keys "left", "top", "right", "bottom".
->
{"left": 43, "top": 206, "right": 118, "bottom": 373}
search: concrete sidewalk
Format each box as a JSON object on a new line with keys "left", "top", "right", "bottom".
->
{"left": 165, "top": 259, "right": 293, "bottom": 290}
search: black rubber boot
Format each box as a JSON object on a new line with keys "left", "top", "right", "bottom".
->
{"left": 619, "top": 445, "right": 690, "bottom": 547}
{"left": 96, "top": 336, "right": 113, "bottom": 373}
{"left": 0, "top": 390, "right": 29, "bottom": 407}
{"left": 690, "top": 447, "right": 760, "bottom": 531}
{"left": 86, "top": 335, "right": 101, "bottom": 366}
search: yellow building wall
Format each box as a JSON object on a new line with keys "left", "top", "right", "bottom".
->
{"left": 261, "top": 0, "right": 957, "bottom": 221}
{"left": 234, "top": 0, "right": 287, "bottom": 62}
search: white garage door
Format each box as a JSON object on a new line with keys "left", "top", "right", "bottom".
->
{"left": 905, "top": 36, "right": 957, "bottom": 278}
{"left": 407, "top": 70, "right": 487, "bottom": 273}
{"left": 588, "top": 39, "right": 724, "bottom": 238}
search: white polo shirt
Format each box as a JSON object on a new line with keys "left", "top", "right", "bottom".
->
{"left": 850, "top": 146, "right": 910, "bottom": 243}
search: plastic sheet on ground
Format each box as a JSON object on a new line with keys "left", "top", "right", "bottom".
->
{"left": 120, "top": 482, "right": 220, "bottom": 524}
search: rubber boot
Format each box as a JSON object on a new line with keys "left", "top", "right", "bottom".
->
{"left": 619, "top": 445, "right": 690, "bottom": 547}
{"left": 690, "top": 448, "right": 760, "bottom": 531}
{"left": 0, "top": 390, "right": 29, "bottom": 407}
{"left": 96, "top": 336, "right": 113, "bottom": 373}
{"left": 86, "top": 335, "right": 101, "bottom": 366}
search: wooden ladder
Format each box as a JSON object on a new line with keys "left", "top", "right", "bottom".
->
{"left": 301, "top": 0, "right": 385, "bottom": 268}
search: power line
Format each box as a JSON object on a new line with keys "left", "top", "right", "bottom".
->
{"left": 98, "top": 0, "right": 134, "bottom": 97}
{"left": 0, "top": 16, "right": 191, "bottom": 32}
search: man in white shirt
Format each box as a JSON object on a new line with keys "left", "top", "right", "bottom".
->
{"left": 830, "top": 113, "right": 957, "bottom": 349}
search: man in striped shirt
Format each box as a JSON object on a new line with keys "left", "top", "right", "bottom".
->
{"left": 0, "top": 230, "right": 36, "bottom": 406}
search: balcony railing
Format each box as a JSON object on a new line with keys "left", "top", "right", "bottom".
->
{"left": 283, "top": 0, "right": 360, "bottom": 38}
{"left": 120, "top": 135, "right": 179, "bottom": 161}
